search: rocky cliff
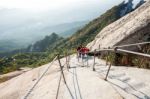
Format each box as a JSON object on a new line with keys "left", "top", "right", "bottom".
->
{"left": 87, "top": 0, "right": 150, "bottom": 51}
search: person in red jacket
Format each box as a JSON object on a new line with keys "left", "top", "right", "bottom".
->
{"left": 85, "top": 47, "right": 89, "bottom": 54}
{"left": 80, "top": 47, "right": 90, "bottom": 58}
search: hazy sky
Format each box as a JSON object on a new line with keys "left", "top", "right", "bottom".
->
{"left": 0, "top": 0, "right": 141, "bottom": 10}
{"left": 0, "top": 0, "right": 124, "bottom": 11}
{"left": 0, "top": 0, "right": 143, "bottom": 46}
{"left": 0, "top": 0, "right": 142, "bottom": 40}
{"left": 0, "top": 0, "right": 142, "bottom": 24}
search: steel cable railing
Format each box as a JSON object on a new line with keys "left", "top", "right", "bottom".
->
{"left": 23, "top": 56, "right": 57, "bottom": 99}
{"left": 55, "top": 53, "right": 74, "bottom": 99}
{"left": 90, "top": 42, "right": 150, "bottom": 80}
{"left": 22, "top": 50, "right": 71, "bottom": 99}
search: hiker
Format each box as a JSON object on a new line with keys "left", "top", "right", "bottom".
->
{"left": 84, "top": 47, "right": 90, "bottom": 56}
{"left": 83, "top": 47, "right": 89, "bottom": 57}
{"left": 77, "top": 45, "right": 82, "bottom": 58}
{"left": 80, "top": 47, "right": 84, "bottom": 58}
{"left": 80, "top": 47, "right": 89, "bottom": 58}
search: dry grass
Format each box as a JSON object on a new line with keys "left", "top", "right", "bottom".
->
{"left": 0, "top": 76, "right": 10, "bottom": 83}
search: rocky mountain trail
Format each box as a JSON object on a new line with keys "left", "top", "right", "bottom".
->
{"left": 0, "top": 55, "right": 150, "bottom": 99}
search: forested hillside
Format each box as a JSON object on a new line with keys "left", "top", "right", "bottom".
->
{"left": 0, "top": 33, "right": 63, "bottom": 74}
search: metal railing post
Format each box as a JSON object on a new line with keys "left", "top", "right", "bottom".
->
{"left": 57, "top": 54, "right": 66, "bottom": 84}
{"left": 105, "top": 63, "right": 112, "bottom": 81}
{"left": 93, "top": 50, "right": 96, "bottom": 71}
{"left": 105, "top": 47, "right": 117, "bottom": 81}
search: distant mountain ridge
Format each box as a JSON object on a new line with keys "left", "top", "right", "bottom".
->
{"left": 26, "top": 33, "right": 63, "bottom": 52}
{"left": 0, "top": 21, "right": 87, "bottom": 52}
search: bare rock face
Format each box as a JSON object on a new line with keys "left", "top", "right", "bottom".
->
{"left": 87, "top": 0, "right": 150, "bottom": 51}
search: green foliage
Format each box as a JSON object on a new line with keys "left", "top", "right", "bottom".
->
{"left": 132, "top": 44, "right": 150, "bottom": 68}
{"left": 102, "top": 44, "right": 150, "bottom": 68}
{"left": 106, "top": 53, "right": 116, "bottom": 64}
{"left": 0, "top": 52, "right": 48, "bottom": 74}
{"left": 0, "top": 77, "right": 10, "bottom": 83}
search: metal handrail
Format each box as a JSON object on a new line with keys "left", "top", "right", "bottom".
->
{"left": 90, "top": 42, "right": 150, "bottom": 80}
{"left": 117, "top": 49, "right": 150, "bottom": 58}
{"left": 90, "top": 42, "right": 150, "bottom": 58}
{"left": 91, "top": 48, "right": 150, "bottom": 58}
{"left": 114, "top": 42, "right": 150, "bottom": 48}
